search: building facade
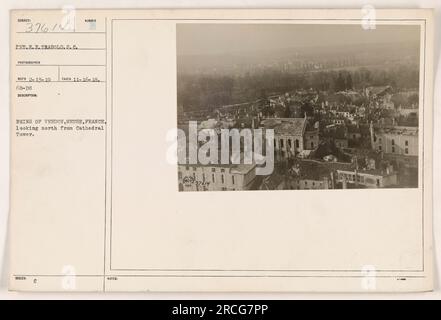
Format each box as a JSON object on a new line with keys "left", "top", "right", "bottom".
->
{"left": 336, "top": 168, "right": 397, "bottom": 188}
{"left": 178, "top": 163, "right": 256, "bottom": 192}
{"left": 304, "top": 125, "right": 320, "bottom": 150}
{"left": 371, "top": 125, "right": 418, "bottom": 156}
{"left": 289, "top": 177, "right": 332, "bottom": 190}
{"left": 261, "top": 117, "right": 311, "bottom": 158}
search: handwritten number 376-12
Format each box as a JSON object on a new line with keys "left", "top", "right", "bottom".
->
{"left": 25, "top": 20, "right": 73, "bottom": 33}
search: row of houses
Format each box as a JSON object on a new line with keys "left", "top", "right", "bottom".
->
{"left": 178, "top": 159, "right": 400, "bottom": 191}
{"left": 177, "top": 114, "right": 418, "bottom": 191}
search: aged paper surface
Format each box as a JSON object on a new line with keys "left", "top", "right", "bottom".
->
{"left": 9, "top": 9, "right": 433, "bottom": 292}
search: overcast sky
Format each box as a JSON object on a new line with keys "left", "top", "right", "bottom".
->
{"left": 177, "top": 24, "right": 420, "bottom": 56}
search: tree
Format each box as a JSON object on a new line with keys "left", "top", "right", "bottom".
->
{"left": 345, "top": 73, "right": 353, "bottom": 90}
{"left": 335, "top": 72, "right": 346, "bottom": 92}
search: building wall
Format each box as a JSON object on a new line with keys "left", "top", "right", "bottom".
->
{"left": 304, "top": 130, "right": 319, "bottom": 150}
{"left": 300, "top": 178, "right": 330, "bottom": 190}
{"left": 384, "top": 153, "right": 418, "bottom": 169}
{"left": 274, "top": 134, "right": 304, "bottom": 155}
{"left": 372, "top": 131, "right": 418, "bottom": 156}
{"left": 244, "top": 169, "right": 256, "bottom": 188}
{"left": 178, "top": 165, "right": 255, "bottom": 191}
{"left": 397, "top": 108, "right": 418, "bottom": 117}
{"left": 382, "top": 173, "right": 398, "bottom": 187}
{"left": 337, "top": 170, "right": 397, "bottom": 188}
{"left": 288, "top": 177, "right": 330, "bottom": 190}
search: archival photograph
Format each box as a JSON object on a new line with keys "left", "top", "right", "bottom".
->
{"left": 176, "top": 23, "right": 421, "bottom": 191}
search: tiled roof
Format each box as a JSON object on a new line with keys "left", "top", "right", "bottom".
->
{"left": 261, "top": 118, "right": 306, "bottom": 136}
{"left": 230, "top": 163, "right": 255, "bottom": 175}
{"left": 368, "top": 85, "right": 392, "bottom": 95}
{"left": 376, "top": 126, "right": 418, "bottom": 136}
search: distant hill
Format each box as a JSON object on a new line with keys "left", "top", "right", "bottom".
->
{"left": 177, "top": 41, "right": 419, "bottom": 76}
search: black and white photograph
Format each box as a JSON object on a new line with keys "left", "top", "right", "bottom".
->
{"left": 4, "top": 6, "right": 437, "bottom": 297}
{"left": 177, "top": 23, "right": 421, "bottom": 191}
